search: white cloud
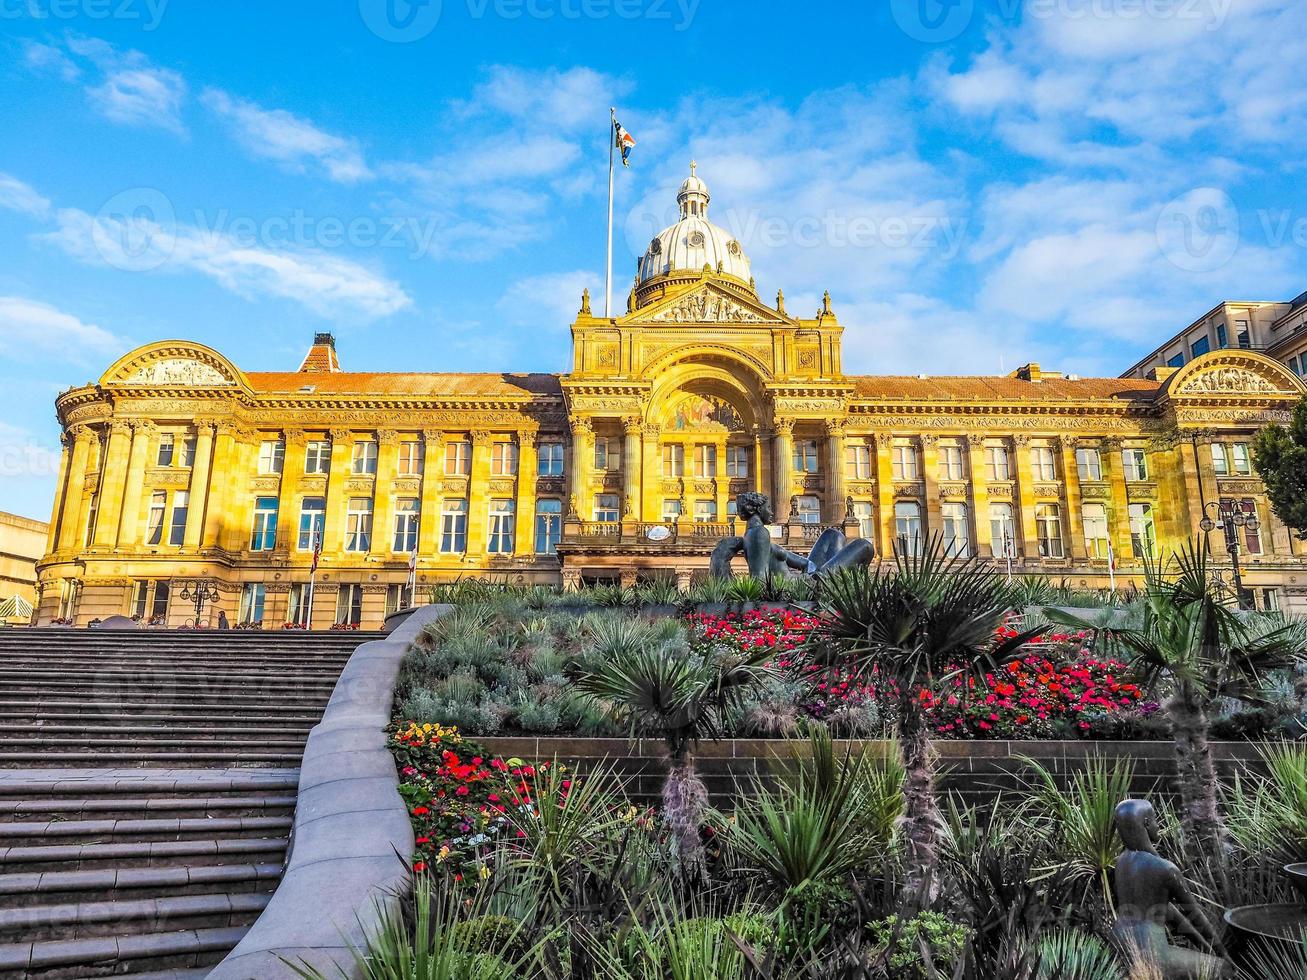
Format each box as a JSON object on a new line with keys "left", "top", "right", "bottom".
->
{"left": 55, "top": 37, "right": 188, "bottom": 135}
{"left": 201, "top": 89, "right": 372, "bottom": 183}
{"left": 496, "top": 270, "right": 597, "bottom": 328}
{"left": 0, "top": 174, "right": 51, "bottom": 219}
{"left": 0, "top": 296, "right": 124, "bottom": 361}
{"left": 461, "top": 66, "right": 630, "bottom": 132}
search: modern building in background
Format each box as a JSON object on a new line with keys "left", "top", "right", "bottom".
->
{"left": 34, "top": 171, "right": 1307, "bottom": 627}
{"left": 0, "top": 512, "right": 48, "bottom": 625}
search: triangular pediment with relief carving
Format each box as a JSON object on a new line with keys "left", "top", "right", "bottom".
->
{"left": 626, "top": 283, "right": 787, "bottom": 326}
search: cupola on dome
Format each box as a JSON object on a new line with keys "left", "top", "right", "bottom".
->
{"left": 637, "top": 163, "right": 752, "bottom": 287}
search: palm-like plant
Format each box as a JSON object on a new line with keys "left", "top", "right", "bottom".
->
{"left": 568, "top": 619, "right": 776, "bottom": 875}
{"left": 808, "top": 539, "right": 1041, "bottom": 905}
{"left": 1047, "top": 538, "right": 1306, "bottom": 863}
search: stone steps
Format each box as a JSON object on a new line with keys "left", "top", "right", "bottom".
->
{"left": 0, "top": 892, "right": 271, "bottom": 943}
{"left": 0, "top": 863, "right": 283, "bottom": 907}
{"left": 0, "top": 924, "right": 249, "bottom": 979}
{"left": 1, "top": 795, "right": 296, "bottom": 821}
{"left": 0, "top": 837, "right": 289, "bottom": 874}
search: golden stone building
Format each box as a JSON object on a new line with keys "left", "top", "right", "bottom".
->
{"left": 34, "top": 171, "right": 1307, "bottom": 627}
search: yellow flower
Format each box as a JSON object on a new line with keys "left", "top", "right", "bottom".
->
{"left": 478, "top": 864, "right": 491, "bottom": 880}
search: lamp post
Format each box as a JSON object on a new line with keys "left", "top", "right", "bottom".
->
{"left": 1199, "top": 498, "right": 1260, "bottom": 611}
{"left": 178, "top": 579, "right": 220, "bottom": 625}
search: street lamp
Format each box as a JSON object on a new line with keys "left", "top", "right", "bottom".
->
{"left": 1199, "top": 498, "right": 1260, "bottom": 611}
{"left": 178, "top": 579, "right": 220, "bottom": 625}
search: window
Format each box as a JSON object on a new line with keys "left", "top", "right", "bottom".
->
{"left": 84, "top": 498, "right": 98, "bottom": 547}
{"left": 1166, "top": 352, "right": 1186, "bottom": 369}
{"left": 1216, "top": 323, "right": 1228, "bottom": 348}
{"left": 662, "top": 444, "right": 684, "bottom": 478}
{"left": 1083, "top": 503, "right": 1110, "bottom": 559}
{"left": 694, "top": 499, "right": 718, "bottom": 523}
{"left": 487, "top": 499, "right": 515, "bottom": 554}
{"left": 180, "top": 436, "right": 196, "bottom": 468}
{"left": 845, "top": 444, "right": 872, "bottom": 480}
{"left": 1237, "top": 321, "right": 1251, "bottom": 348}
{"left": 1231, "top": 443, "right": 1251, "bottom": 475}
{"left": 258, "top": 439, "right": 285, "bottom": 475}
{"left": 156, "top": 433, "right": 175, "bottom": 467}
{"left": 132, "top": 580, "right": 149, "bottom": 619}
{"left": 694, "top": 444, "right": 718, "bottom": 478}
{"left": 1290, "top": 356, "right": 1303, "bottom": 377}
{"left": 168, "top": 491, "right": 189, "bottom": 546}
{"left": 1190, "top": 336, "right": 1210, "bottom": 358}
{"left": 298, "top": 497, "right": 326, "bottom": 550}
{"left": 393, "top": 498, "right": 419, "bottom": 552}
{"left": 490, "top": 441, "right": 518, "bottom": 477}
{"left": 1031, "top": 446, "right": 1057, "bottom": 481}
{"left": 398, "top": 440, "right": 423, "bottom": 475}
{"left": 989, "top": 503, "right": 1017, "bottom": 559}
{"left": 853, "top": 501, "right": 874, "bottom": 539}
{"left": 238, "top": 583, "right": 265, "bottom": 625}
{"left": 1123, "top": 448, "right": 1149, "bottom": 481}
{"left": 594, "top": 494, "right": 620, "bottom": 522}
{"left": 1036, "top": 504, "right": 1063, "bottom": 559}
{"left": 894, "top": 501, "right": 922, "bottom": 555}
{"left": 1076, "top": 447, "right": 1102, "bottom": 482}
{"left": 593, "top": 437, "right": 620, "bottom": 472}
{"left": 535, "top": 499, "right": 563, "bottom": 555}
{"left": 146, "top": 491, "right": 166, "bottom": 545}
{"left": 985, "top": 444, "right": 1011, "bottom": 482}
{"left": 336, "top": 584, "right": 362, "bottom": 626}
{"left": 796, "top": 496, "right": 821, "bottom": 525}
{"left": 938, "top": 445, "right": 965, "bottom": 481}
{"left": 385, "top": 583, "right": 413, "bottom": 616}
{"left": 440, "top": 499, "right": 467, "bottom": 554}
{"left": 1129, "top": 503, "right": 1156, "bottom": 559}
{"left": 792, "top": 440, "right": 819, "bottom": 473}
{"left": 891, "top": 444, "right": 919, "bottom": 481}
{"left": 305, "top": 440, "right": 331, "bottom": 474}
{"left": 1211, "top": 443, "right": 1229, "bottom": 476}
{"left": 941, "top": 502, "right": 970, "bottom": 558}
{"left": 662, "top": 498, "right": 682, "bottom": 522}
{"left": 288, "top": 583, "right": 311, "bottom": 627}
{"left": 58, "top": 579, "right": 80, "bottom": 621}
{"left": 539, "top": 442, "right": 565, "bottom": 476}
{"left": 250, "top": 497, "right": 279, "bottom": 551}
{"left": 345, "top": 498, "right": 373, "bottom": 552}
{"left": 727, "top": 446, "right": 750, "bottom": 479}
{"left": 150, "top": 581, "right": 169, "bottom": 620}
{"left": 1241, "top": 500, "right": 1263, "bottom": 555}
{"left": 351, "top": 440, "right": 378, "bottom": 475}
{"left": 445, "top": 440, "right": 471, "bottom": 476}
{"left": 1213, "top": 441, "right": 1251, "bottom": 477}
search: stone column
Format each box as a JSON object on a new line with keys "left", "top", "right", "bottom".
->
{"left": 1100, "top": 438, "right": 1134, "bottom": 565}
{"left": 875, "top": 434, "right": 896, "bottom": 559}
{"left": 967, "top": 434, "right": 992, "bottom": 557}
{"left": 467, "top": 430, "right": 493, "bottom": 556}
{"left": 91, "top": 421, "right": 133, "bottom": 550}
{"left": 324, "top": 428, "right": 354, "bottom": 556}
{"left": 641, "top": 424, "right": 661, "bottom": 523}
{"left": 622, "top": 418, "right": 643, "bottom": 521}
{"left": 202, "top": 425, "right": 237, "bottom": 551}
{"left": 1059, "top": 437, "right": 1087, "bottom": 562}
{"left": 515, "top": 431, "right": 539, "bottom": 554}
{"left": 752, "top": 428, "right": 768, "bottom": 497}
{"left": 1013, "top": 436, "right": 1040, "bottom": 561}
{"left": 183, "top": 422, "right": 218, "bottom": 551}
{"left": 418, "top": 430, "right": 443, "bottom": 556}
{"left": 116, "top": 422, "right": 154, "bottom": 550}
{"left": 773, "top": 419, "right": 794, "bottom": 517}
{"left": 370, "top": 430, "right": 399, "bottom": 558}
{"left": 45, "top": 436, "right": 72, "bottom": 555}
{"left": 568, "top": 417, "right": 592, "bottom": 520}
{"left": 825, "top": 420, "right": 847, "bottom": 525}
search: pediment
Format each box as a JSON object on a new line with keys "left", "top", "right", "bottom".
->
{"left": 1165, "top": 352, "right": 1304, "bottom": 399}
{"left": 102, "top": 342, "right": 243, "bottom": 388}
{"left": 627, "top": 284, "right": 786, "bottom": 326}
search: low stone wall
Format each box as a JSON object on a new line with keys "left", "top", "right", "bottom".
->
{"left": 209, "top": 604, "right": 452, "bottom": 980}
{"left": 477, "top": 736, "right": 1270, "bottom": 808}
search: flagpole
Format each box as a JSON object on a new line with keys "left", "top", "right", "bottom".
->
{"left": 605, "top": 106, "right": 615, "bottom": 318}
{"left": 407, "top": 547, "right": 417, "bottom": 608}
{"left": 305, "top": 571, "right": 315, "bottom": 628}
{"left": 1107, "top": 539, "right": 1117, "bottom": 596}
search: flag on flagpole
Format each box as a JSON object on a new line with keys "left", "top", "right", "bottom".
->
{"left": 310, "top": 530, "right": 321, "bottom": 573}
{"left": 1107, "top": 538, "right": 1117, "bottom": 594}
{"left": 614, "top": 118, "right": 636, "bottom": 167}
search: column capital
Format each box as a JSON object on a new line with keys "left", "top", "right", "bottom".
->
{"left": 1100, "top": 436, "right": 1123, "bottom": 451}
{"left": 918, "top": 434, "right": 939, "bottom": 448}
{"left": 569, "top": 415, "right": 593, "bottom": 435}
{"left": 773, "top": 418, "right": 795, "bottom": 436}
{"left": 824, "top": 418, "right": 848, "bottom": 436}
{"left": 129, "top": 419, "right": 159, "bottom": 434}
{"left": 471, "top": 430, "right": 493, "bottom": 448}
{"left": 282, "top": 426, "right": 307, "bottom": 443}
{"left": 622, "top": 416, "right": 643, "bottom": 435}
{"left": 519, "top": 429, "right": 540, "bottom": 448}
{"left": 1012, "top": 434, "right": 1034, "bottom": 447}
{"left": 328, "top": 427, "right": 352, "bottom": 442}
{"left": 375, "top": 428, "right": 399, "bottom": 446}
{"left": 965, "top": 433, "right": 987, "bottom": 448}
{"left": 107, "top": 420, "right": 132, "bottom": 437}
{"left": 421, "top": 428, "right": 443, "bottom": 443}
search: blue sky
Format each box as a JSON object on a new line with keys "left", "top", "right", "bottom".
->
{"left": 2, "top": 0, "right": 1307, "bottom": 519}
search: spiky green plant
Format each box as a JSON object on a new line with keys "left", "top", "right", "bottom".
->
{"left": 725, "top": 576, "right": 766, "bottom": 603}
{"left": 1227, "top": 741, "right": 1307, "bottom": 864}
{"left": 1035, "top": 930, "right": 1123, "bottom": 980}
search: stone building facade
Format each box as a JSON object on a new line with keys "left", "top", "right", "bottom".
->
{"left": 34, "top": 172, "right": 1307, "bottom": 627}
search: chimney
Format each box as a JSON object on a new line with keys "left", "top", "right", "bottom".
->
{"left": 298, "top": 332, "right": 340, "bottom": 373}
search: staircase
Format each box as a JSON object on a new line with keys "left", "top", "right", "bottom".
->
{"left": 0, "top": 628, "right": 382, "bottom": 979}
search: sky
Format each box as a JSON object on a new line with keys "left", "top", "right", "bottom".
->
{"left": 2, "top": 0, "right": 1307, "bottom": 520}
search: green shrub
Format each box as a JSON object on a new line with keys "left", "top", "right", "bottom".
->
{"left": 515, "top": 697, "right": 561, "bottom": 733}
{"left": 867, "top": 911, "right": 969, "bottom": 980}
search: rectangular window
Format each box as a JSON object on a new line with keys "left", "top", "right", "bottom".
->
{"left": 168, "top": 491, "right": 189, "bottom": 547}
{"left": 593, "top": 437, "right": 620, "bottom": 472}
{"left": 892, "top": 444, "right": 919, "bottom": 481}
{"left": 398, "top": 440, "right": 423, "bottom": 476}
{"left": 895, "top": 501, "right": 922, "bottom": 555}
{"left": 1123, "top": 448, "right": 1149, "bottom": 482}
{"left": 288, "top": 583, "right": 310, "bottom": 627}
{"left": 1241, "top": 500, "right": 1263, "bottom": 555}
{"left": 727, "top": 446, "right": 750, "bottom": 479}
{"left": 487, "top": 499, "right": 515, "bottom": 554}
{"left": 853, "top": 501, "right": 874, "bottom": 540}
{"left": 305, "top": 440, "right": 331, "bottom": 474}
{"left": 150, "top": 581, "right": 169, "bottom": 620}
{"left": 535, "top": 499, "right": 562, "bottom": 555}
{"left": 1231, "top": 443, "right": 1251, "bottom": 475}
{"left": 941, "top": 502, "right": 970, "bottom": 558}
{"left": 792, "top": 440, "right": 819, "bottom": 473}
{"left": 1291, "top": 356, "right": 1303, "bottom": 377}
{"left": 1083, "top": 502, "right": 1110, "bottom": 559}
{"left": 250, "top": 497, "right": 279, "bottom": 551}
{"left": 538, "top": 442, "right": 565, "bottom": 476}
{"left": 298, "top": 497, "right": 326, "bottom": 550}
{"left": 1031, "top": 446, "right": 1057, "bottom": 481}
{"left": 694, "top": 444, "right": 717, "bottom": 478}
{"left": 132, "top": 580, "right": 149, "bottom": 619}
{"left": 1211, "top": 443, "right": 1229, "bottom": 476}
{"left": 385, "top": 583, "right": 413, "bottom": 616}
{"left": 989, "top": 503, "right": 1017, "bottom": 558}
{"left": 1076, "top": 447, "right": 1102, "bottom": 482}
{"left": 393, "top": 498, "right": 419, "bottom": 552}
{"left": 662, "top": 498, "right": 682, "bottom": 522}
{"left": 238, "top": 583, "right": 265, "bottom": 625}
{"left": 1167, "top": 352, "right": 1186, "bottom": 369}
{"left": 662, "top": 444, "right": 684, "bottom": 478}
{"left": 694, "top": 499, "right": 718, "bottom": 523}
{"left": 490, "top": 441, "right": 518, "bottom": 477}
{"left": 1216, "top": 323, "right": 1228, "bottom": 348}
{"left": 351, "top": 440, "right": 378, "bottom": 475}
{"left": 258, "top": 439, "right": 285, "bottom": 475}
{"left": 84, "top": 499, "right": 98, "bottom": 547}
{"left": 1129, "top": 503, "right": 1156, "bottom": 559}
{"left": 939, "top": 445, "right": 965, "bottom": 481}
{"left": 1190, "top": 336, "right": 1210, "bottom": 358}
{"left": 336, "top": 583, "right": 362, "bottom": 626}
{"left": 146, "top": 491, "right": 166, "bottom": 546}
{"left": 345, "top": 498, "right": 373, "bottom": 552}
{"left": 440, "top": 499, "right": 467, "bottom": 554}
{"left": 1237, "top": 321, "right": 1251, "bottom": 348}
{"left": 796, "top": 495, "right": 821, "bottom": 525}
{"left": 445, "top": 441, "right": 471, "bottom": 476}
{"left": 985, "top": 444, "right": 1011, "bottom": 482}
{"left": 180, "top": 436, "right": 197, "bottom": 468}
{"left": 156, "top": 433, "right": 175, "bottom": 467}
{"left": 1036, "top": 503, "right": 1063, "bottom": 559}
{"left": 594, "top": 494, "right": 620, "bottom": 522}
{"left": 845, "top": 444, "right": 872, "bottom": 480}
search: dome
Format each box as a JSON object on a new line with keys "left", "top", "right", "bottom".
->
{"left": 637, "top": 163, "right": 752, "bottom": 286}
